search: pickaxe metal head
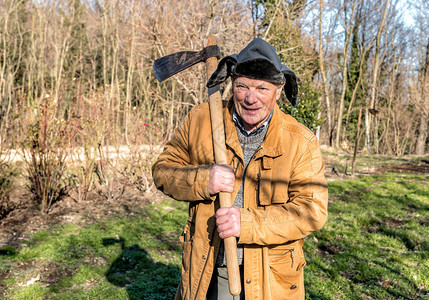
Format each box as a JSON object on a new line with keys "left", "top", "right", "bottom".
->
{"left": 153, "top": 45, "right": 221, "bottom": 82}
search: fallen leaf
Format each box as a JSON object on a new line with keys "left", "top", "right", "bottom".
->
{"left": 19, "top": 274, "right": 40, "bottom": 287}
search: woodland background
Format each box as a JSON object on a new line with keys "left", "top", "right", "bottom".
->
{"left": 0, "top": 0, "right": 428, "bottom": 210}
{"left": 0, "top": 1, "right": 429, "bottom": 298}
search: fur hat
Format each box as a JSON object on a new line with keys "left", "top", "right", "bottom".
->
{"left": 206, "top": 38, "right": 298, "bottom": 106}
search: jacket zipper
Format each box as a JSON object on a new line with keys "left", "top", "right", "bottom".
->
{"left": 290, "top": 249, "right": 294, "bottom": 268}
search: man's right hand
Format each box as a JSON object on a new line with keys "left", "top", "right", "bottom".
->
{"left": 208, "top": 164, "right": 235, "bottom": 195}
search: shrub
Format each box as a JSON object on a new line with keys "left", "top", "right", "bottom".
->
{"left": 21, "top": 98, "right": 76, "bottom": 213}
{"left": 0, "top": 129, "right": 18, "bottom": 220}
{"left": 120, "top": 110, "right": 165, "bottom": 195}
{"left": 0, "top": 162, "right": 17, "bottom": 220}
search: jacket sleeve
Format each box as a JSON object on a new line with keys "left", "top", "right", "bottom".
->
{"left": 151, "top": 109, "right": 213, "bottom": 202}
{"left": 239, "top": 136, "right": 328, "bottom": 245}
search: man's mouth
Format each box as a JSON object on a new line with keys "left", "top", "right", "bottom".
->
{"left": 243, "top": 106, "right": 259, "bottom": 113}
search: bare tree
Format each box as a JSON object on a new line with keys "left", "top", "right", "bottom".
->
{"left": 0, "top": 0, "right": 26, "bottom": 139}
{"left": 412, "top": 0, "right": 429, "bottom": 155}
{"left": 334, "top": 0, "right": 360, "bottom": 149}
{"left": 318, "top": 0, "right": 332, "bottom": 144}
{"left": 0, "top": 0, "right": 426, "bottom": 163}
{"left": 365, "top": 0, "right": 390, "bottom": 154}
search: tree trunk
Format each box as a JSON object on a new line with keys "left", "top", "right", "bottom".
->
{"left": 415, "top": 115, "right": 428, "bottom": 155}
{"left": 365, "top": 107, "right": 370, "bottom": 152}
{"left": 415, "top": 41, "right": 429, "bottom": 155}
{"left": 318, "top": 0, "right": 332, "bottom": 144}
{"left": 367, "top": 0, "right": 389, "bottom": 154}
{"left": 374, "top": 115, "right": 379, "bottom": 153}
{"left": 125, "top": 1, "right": 136, "bottom": 145}
{"left": 351, "top": 103, "right": 363, "bottom": 175}
{"left": 335, "top": 0, "right": 358, "bottom": 149}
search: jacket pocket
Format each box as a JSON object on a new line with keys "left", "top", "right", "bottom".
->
{"left": 180, "top": 218, "right": 194, "bottom": 265}
{"left": 257, "top": 170, "right": 289, "bottom": 206}
{"left": 268, "top": 247, "right": 306, "bottom": 299}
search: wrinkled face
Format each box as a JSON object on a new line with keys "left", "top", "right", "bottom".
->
{"left": 232, "top": 76, "right": 284, "bottom": 132}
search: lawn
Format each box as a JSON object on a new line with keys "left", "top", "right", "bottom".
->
{"left": 305, "top": 175, "right": 428, "bottom": 299}
{"left": 1, "top": 164, "right": 428, "bottom": 298}
{"left": 0, "top": 200, "right": 187, "bottom": 299}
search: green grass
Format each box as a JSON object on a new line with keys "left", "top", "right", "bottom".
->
{"left": 1, "top": 174, "right": 428, "bottom": 299}
{"left": 304, "top": 175, "right": 429, "bottom": 299}
{"left": 0, "top": 200, "right": 188, "bottom": 299}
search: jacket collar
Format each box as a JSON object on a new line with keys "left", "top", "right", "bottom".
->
{"left": 224, "top": 99, "right": 285, "bottom": 160}
{"left": 232, "top": 107, "right": 273, "bottom": 137}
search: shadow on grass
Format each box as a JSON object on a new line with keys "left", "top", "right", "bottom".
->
{"left": 306, "top": 253, "right": 421, "bottom": 300}
{"left": 103, "top": 237, "right": 179, "bottom": 300}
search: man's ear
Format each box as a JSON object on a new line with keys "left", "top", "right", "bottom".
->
{"left": 275, "top": 83, "right": 285, "bottom": 100}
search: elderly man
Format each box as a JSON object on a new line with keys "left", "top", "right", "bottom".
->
{"left": 152, "top": 38, "right": 328, "bottom": 300}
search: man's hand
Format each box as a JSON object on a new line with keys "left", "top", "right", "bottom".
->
{"left": 208, "top": 164, "right": 235, "bottom": 195}
{"left": 215, "top": 207, "right": 241, "bottom": 239}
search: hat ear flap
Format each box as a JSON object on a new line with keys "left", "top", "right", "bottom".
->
{"left": 206, "top": 55, "right": 237, "bottom": 88}
{"left": 282, "top": 69, "right": 298, "bottom": 107}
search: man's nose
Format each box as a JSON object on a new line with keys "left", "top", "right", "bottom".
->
{"left": 245, "top": 90, "right": 257, "bottom": 104}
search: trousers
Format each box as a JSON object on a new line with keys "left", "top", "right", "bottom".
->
{"left": 206, "top": 266, "right": 245, "bottom": 300}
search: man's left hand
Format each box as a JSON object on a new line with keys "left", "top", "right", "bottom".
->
{"left": 215, "top": 207, "right": 240, "bottom": 239}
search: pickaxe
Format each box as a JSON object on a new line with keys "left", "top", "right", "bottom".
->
{"left": 153, "top": 36, "right": 241, "bottom": 296}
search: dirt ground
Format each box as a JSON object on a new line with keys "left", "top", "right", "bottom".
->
{"left": 1, "top": 152, "right": 428, "bottom": 250}
{"left": 0, "top": 184, "right": 164, "bottom": 249}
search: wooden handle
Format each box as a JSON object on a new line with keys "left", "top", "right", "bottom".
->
{"left": 205, "top": 36, "right": 241, "bottom": 296}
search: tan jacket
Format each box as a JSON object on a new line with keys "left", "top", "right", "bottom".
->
{"left": 152, "top": 100, "right": 328, "bottom": 300}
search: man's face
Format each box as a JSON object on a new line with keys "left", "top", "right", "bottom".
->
{"left": 232, "top": 76, "right": 284, "bottom": 132}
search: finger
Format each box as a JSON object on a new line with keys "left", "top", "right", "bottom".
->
{"left": 216, "top": 214, "right": 230, "bottom": 227}
{"left": 215, "top": 207, "right": 229, "bottom": 217}
{"left": 219, "top": 212, "right": 239, "bottom": 229}
{"left": 221, "top": 176, "right": 235, "bottom": 186}
{"left": 221, "top": 176, "right": 234, "bottom": 186}
{"left": 217, "top": 206, "right": 238, "bottom": 217}
{"left": 217, "top": 221, "right": 229, "bottom": 233}
{"left": 220, "top": 183, "right": 234, "bottom": 193}
{"left": 221, "top": 168, "right": 235, "bottom": 177}
{"left": 218, "top": 173, "right": 234, "bottom": 186}
{"left": 218, "top": 168, "right": 235, "bottom": 180}
{"left": 218, "top": 228, "right": 237, "bottom": 239}
{"left": 224, "top": 185, "right": 234, "bottom": 194}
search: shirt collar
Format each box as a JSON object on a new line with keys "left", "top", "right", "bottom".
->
{"left": 232, "top": 107, "right": 273, "bottom": 137}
